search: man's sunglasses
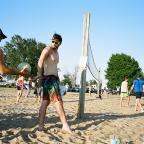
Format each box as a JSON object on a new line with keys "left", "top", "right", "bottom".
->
{"left": 52, "top": 41, "right": 59, "bottom": 45}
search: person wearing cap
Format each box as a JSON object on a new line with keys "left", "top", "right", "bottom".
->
{"left": 129, "top": 77, "right": 144, "bottom": 112}
{"left": 0, "top": 29, "right": 27, "bottom": 76}
{"left": 36, "top": 33, "right": 72, "bottom": 133}
{"left": 0, "top": 29, "right": 7, "bottom": 41}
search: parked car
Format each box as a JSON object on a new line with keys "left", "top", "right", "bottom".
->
{"left": 85, "top": 87, "right": 97, "bottom": 93}
{"left": 67, "top": 87, "right": 80, "bottom": 92}
{"left": 107, "top": 89, "right": 117, "bottom": 95}
{"left": 0, "top": 80, "right": 16, "bottom": 87}
{"left": 91, "top": 88, "right": 97, "bottom": 94}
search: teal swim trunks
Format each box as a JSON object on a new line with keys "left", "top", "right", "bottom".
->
{"left": 42, "top": 75, "right": 62, "bottom": 102}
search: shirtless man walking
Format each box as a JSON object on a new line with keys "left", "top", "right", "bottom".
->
{"left": 36, "top": 33, "right": 72, "bottom": 133}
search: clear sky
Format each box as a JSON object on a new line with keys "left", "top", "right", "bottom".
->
{"left": 1, "top": 0, "right": 144, "bottom": 87}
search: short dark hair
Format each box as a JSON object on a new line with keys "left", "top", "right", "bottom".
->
{"left": 137, "top": 76, "right": 141, "bottom": 79}
{"left": 125, "top": 76, "right": 128, "bottom": 79}
{"left": 52, "top": 33, "right": 62, "bottom": 43}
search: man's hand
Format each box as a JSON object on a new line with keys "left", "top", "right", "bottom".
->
{"left": 33, "top": 75, "right": 43, "bottom": 86}
{"left": 20, "top": 68, "right": 29, "bottom": 76}
{"left": 33, "top": 75, "right": 42, "bottom": 81}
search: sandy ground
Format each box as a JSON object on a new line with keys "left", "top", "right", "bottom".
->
{"left": 0, "top": 87, "right": 144, "bottom": 144}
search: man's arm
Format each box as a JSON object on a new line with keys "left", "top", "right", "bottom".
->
{"left": 0, "top": 49, "right": 28, "bottom": 76}
{"left": 143, "top": 81, "right": 144, "bottom": 92}
{"left": 129, "top": 84, "right": 134, "bottom": 95}
{"left": 37, "top": 47, "right": 50, "bottom": 77}
{"left": 0, "top": 58, "right": 28, "bottom": 76}
{"left": 1, "top": 65, "right": 28, "bottom": 76}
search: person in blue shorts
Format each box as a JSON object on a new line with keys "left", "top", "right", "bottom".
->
{"left": 129, "top": 77, "right": 144, "bottom": 112}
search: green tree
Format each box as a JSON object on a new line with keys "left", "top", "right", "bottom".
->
{"left": 89, "top": 79, "right": 97, "bottom": 85}
{"left": 3, "top": 35, "right": 46, "bottom": 77}
{"left": 105, "top": 53, "right": 143, "bottom": 89}
{"left": 61, "top": 73, "right": 72, "bottom": 86}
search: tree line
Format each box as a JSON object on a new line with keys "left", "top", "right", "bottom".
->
{"left": 105, "top": 53, "right": 144, "bottom": 89}
{"left": 2, "top": 35, "right": 143, "bottom": 88}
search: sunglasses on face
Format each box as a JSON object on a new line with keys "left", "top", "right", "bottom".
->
{"left": 52, "top": 40, "right": 60, "bottom": 45}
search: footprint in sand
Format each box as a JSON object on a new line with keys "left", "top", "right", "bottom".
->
{"left": 6, "top": 131, "right": 14, "bottom": 135}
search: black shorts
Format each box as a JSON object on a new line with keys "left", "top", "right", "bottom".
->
{"left": 16, "top": 85, "right": 22, "bottom": 90}
{"left": 135, "top": 92, "right": 143, "bottom": 99}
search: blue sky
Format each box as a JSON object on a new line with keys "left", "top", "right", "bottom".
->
{"left": 1, "top": 0, "right": 144, "bottom": 87}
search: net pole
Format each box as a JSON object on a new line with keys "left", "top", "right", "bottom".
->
{"left": 77, "top": 12, "right": 90, "bottom": 119}
{"left": 97, "top": 67, "right": 100, "bottom": 98}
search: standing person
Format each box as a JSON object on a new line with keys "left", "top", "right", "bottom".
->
{"left": 65, "top": 83, "right": 69, "bottom": 92}
{"left": 24, "top": 77, "right": 32, "bottom": 98}
{"left": 0, "top": 28, "right": 28, "bottom": 76}
{"left": 89, "top": 85, "right": 92, "bottom": 96}
{"left": 116, "top": 86, "right": 120, "bottom": 95}
{"left": 98, "top": 82, "right": 102, "bottom": 99}
{"left": 120, "top": 77, "right": 130, "bottom": 107}
{"left": 103, "top": 87, "right": 108, "bottom": 98}
{"left": 16, "top": 75, "right": 24, "bottom": 103}
{"left": 35, "top": 79, "right": 43, "bottom": 103}
{"left": 129, "top": 77, "right": 144, "bottom": 112}
{"left": 36, "top": 33, "right": 71, "bottom": 133}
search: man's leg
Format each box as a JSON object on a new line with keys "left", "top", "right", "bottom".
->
{"left": 16, "top": 91, "right": 20, "bottom": 103}
{"left": 137, "top": 98, "right": 143, "bottom": 112}
{"left": 39, "top": 100, "right": 49, "bottom": 130}
{"left": 55, "top": 101, "right": 72, "bottom": 133}
{"left": 16, "top": 90, "right": 22, "bottom": 103}
{"left": 127, "top": 96, "right": 130, "bottom": 106}
{"left": 25, "top": 86, "right": 29, "bottom": 98}
{"left": 120, "top": 97, "right": 123, "bottom": 107}
{"left": 135, "top": 99, "right": 138, "bottom": 111}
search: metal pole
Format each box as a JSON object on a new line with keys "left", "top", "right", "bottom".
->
{"left": 97, "top": 67, "right": 101, "bottom": 98}
{"left": 77, "top": 12, "right": 90, "bottom": 119}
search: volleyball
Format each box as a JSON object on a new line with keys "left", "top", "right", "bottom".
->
{"left": 17, "top": 62, "right": 31, "bottom": 73}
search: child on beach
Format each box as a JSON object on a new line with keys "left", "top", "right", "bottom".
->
{"left": 16, "top": 75, "right": 24, "bottom": 103}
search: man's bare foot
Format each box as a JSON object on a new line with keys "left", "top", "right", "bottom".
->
{"left": 62, "top": 125, "right": 72, "bottom": 134}
{"left": 140, "top": 109, "right": 144, "bottom": 112}
{"left": 16, "top": 101, "right": 19, "bottom": 104}
{"left": 135, "top": 108, "right": 138, "bottom": 111}
{"left": 38, "top": 127, "right": 45, "bottom": 131}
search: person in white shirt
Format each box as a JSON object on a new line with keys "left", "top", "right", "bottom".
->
{"left": 120, "top": 77, "right": 130, "bottom": 107}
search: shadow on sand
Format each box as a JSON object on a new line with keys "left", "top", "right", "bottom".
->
{"left": 0, "top": 110, "right": 144, "bottom": 143}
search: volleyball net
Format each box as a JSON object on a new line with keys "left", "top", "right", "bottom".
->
{"left": 87, "top": 40, "right": 99, "bottom": 82}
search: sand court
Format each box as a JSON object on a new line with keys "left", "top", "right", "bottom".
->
{"left": 0, "top": 87, "right": 144, "bottom": 143}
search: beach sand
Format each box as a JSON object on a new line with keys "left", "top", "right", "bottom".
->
{"left": 0, "top": 87, "right": 144, "bottom": 144}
